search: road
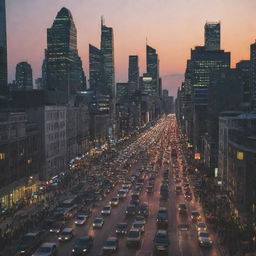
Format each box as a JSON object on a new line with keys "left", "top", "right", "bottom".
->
{"left": 31, "top": 115, "right": 222, "bottom": 256}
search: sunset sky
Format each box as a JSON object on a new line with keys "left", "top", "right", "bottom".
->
{"left": 6, "top": 0, "right": 256, "bottom": 96}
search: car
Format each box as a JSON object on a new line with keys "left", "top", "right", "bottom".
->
{"left": 132, "top": 222, "right": 145, "bottom": 233}
{"left": 16, "top": 232, "right": 43, "bottom": 255}
{"left": 191, "top": 211, "right": 201, "bottom": 222}
{"left": 101, "top": 205, "right": 112, "bottom": 215}
{"left": 154, "top": 230, "right": 169, "bottom": 253}
{"left": 102, "top": 237, "right": 119, "bottom": 253}
{"left": 198, "top": 231, "right": 213, "bottom": 247}
{"left": 178, "top": 203, "right": 187, "bottom": 214}
{"left": 157, "top": 208, "right": 168, "bottom": 228}
{"left": 74, "top": 215, "right": 87, "bottom": 225}
{"left": 178, "top": 223, "right": 190, "bottom": 231}
{"left": 93, "top": 218, "right": 104, "bottom": 228}
{"left": 71, "top": 236, "right": 93, "bottom": 255}
{"left": 146, "top": 185, "right": 153, "bottom": 193}
{"left": 117, "top": 189, "right": 128, "bottom": 199}
{"left": 138, "top": 203, "right": 149, "bottom": 217}
{"left": 49, "top": 221, "right": 65, "bottom": 233}
{"left": 184, "top": 191, "right": 192, "bottom": 201}
{"left": 126, "top": 204, "right": 136, "bottom": 217}
{"left": 135, "top": 215, "right": 146, "bottom": 225}
{"left": 175, "top": 186, "right": 182, "bottom": 194}
{"left": 116, "top": 223, "right": 128, "bottom": 235}
{"left": 126, "top": 229, "right": 141, "bottom": 247}
{"left": 32, "top": 243, "right": 57, "bottom": 256}
{"left": 110, "top": 197, "right": 119, "bottom": 206}
{"left": 197, "top": 222, "right": 207, "bottom": 232}
{"left": 58, "top": 228, "right": 73, "bottom": 241}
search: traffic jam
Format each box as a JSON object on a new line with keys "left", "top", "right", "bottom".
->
{"left": 15, "top": 115, "right": 221, "bottom": 256}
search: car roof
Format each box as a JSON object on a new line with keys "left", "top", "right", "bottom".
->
{"left": 40, "top": 242, "right": 56, "bottom": 247}
{"left": 62, "top": 228, "right": 72, "bottom": 232}
{"left": 107, "top": 237, "right": 118, "bottom": 241}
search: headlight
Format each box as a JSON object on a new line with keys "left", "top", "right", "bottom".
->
{"left": 75, "top": 221, "right": 78, "bottom": 224}
{"left": 65, "top": 237, "right": 68, "bottom": 240}
{"left": 83, "top": 249, "right": 87, "bottom": 252}
{"left": 50, "top": 229, "right": 53, "bottom": 232}
{"left": 58, "top": 237, "right": 62, "bottom": 240}
{"left": 72, "top": 249, "right": 75, "bottom": 252}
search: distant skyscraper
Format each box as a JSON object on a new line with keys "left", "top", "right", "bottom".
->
{"left": 89, "top": 44, "right": 104, "bottom": 93}
{"left": 128, "top": 55, "right": 139, "bottom": 87}
{"left": 101, "top": 17, "right": 115, "bottom": 98}
{"left": 43, "top": 7, "right": 86, "bottom": 99}
{"left": 205, "top": 22, "right": 220, "bottom": 51}
{"left": 0, "top": 0, "right": 7, "bottom": 95}
{"left": 250, "top": 42, "right": 256, "bottom": 110}
{"left": 146, "top": 45, "right": 160, "bottom": 96}
{"left": 15, "top": 62, "right": 33, "bottom": 90}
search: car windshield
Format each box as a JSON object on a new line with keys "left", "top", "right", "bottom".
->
{"left": 105, "top": 240, "right": 116, "bottom": 246}
{"left": 20, "top": 236, "right": 35, "bottom": 244}
{"left": 77, "top": 216, "right": 85, "bottom": 220}
{"left": 198, "top": 223, "right": 206, "bottom": 227}
{"left": 61, "top": 232, "right": 71, "bottom": 236}
{"left": 117, "top": 224, "right": 127, "bottom": 229}
{"left": 192, "top": 212, "right": 200, "bottom": 216}
{"left": 199, "top": 232, "right": 209, "bottom": 238}
{"left": 75, "top": 238, "right": 89, "bottom": 246}
{"left": 95, "top": 219, "right": 102, "bottom": 223}
{"left": 133, "top": 223, "right": 143, "bottom": 228}
{"left": 128, "top": 231, "right": 139, "bottom": 237}
{"left": 103, "top": 206, "right": 110, "bottom": 210}
{"left": 37, "top": 247, "right": 51, "bottom": 253}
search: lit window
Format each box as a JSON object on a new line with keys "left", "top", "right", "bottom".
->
{"left": 237, "top": 152, "right": 244, "bottom": 160}
{"left": 0, "top": 153, "right": 5, "bottom": 160}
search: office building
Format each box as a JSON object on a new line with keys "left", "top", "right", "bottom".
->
{"left": 43, "top": 7, "right": 86, "bottom": 102}
{"left": 250, "top": 42, "right": 256, "bottom": 110}
{"left": 15, "top": 62, "right": 33, "bottom": 90}
{"left": 89, "top": 44, "right": 104, "bottom": 93}
{"left": 205, "top": 22, "right": 220, "bottom": 51}
{"left": 128, "top": 55, "right": 139, "bottom": 87}
{"left": 101, "top": 17, "right": 115, "bottom": 98}
{"left": 0, "top": 0, "right": 7, "bottom": 95}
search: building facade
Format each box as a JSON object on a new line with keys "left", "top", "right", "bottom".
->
{"left": 0, "top": 0, "right": 7, "bottom": 95}
{"left": 15, "top": 62, "right": 33, "bottom": 90}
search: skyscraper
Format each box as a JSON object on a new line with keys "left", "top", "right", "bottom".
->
{"left": 204, "top": 22, "right": 220, "bottom": 51}
{"left": 128, "top": 55, "right": 139, "bottom": 86}
{"left": 15, "top": 62, "right": 33, "bottom": 90}
{"left": 250, "top": 42, "right": 256, "bottom": 110}
{"left": 89, "top": 44, "right": 104, "bottom": 93}
{"left": 0, "top": 0, "right": 7, "bottom": 95}
{"left": 43, "top": 7, "right": 86, "bottom": 100}
{"left": 101, "top": 17, "right": 115, "bottom": 98}
{"left": 146, "top": 45, "right": 159, "bottom": 96}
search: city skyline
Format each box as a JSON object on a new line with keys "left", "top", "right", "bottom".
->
{"left": 6, "top": 0, "right": 256, "bottom": 96}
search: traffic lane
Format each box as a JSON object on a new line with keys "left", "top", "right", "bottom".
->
{"left": 47, "top": 160, "right": 143, "bottom": 256}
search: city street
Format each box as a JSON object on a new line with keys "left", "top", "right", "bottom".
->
{"left": 30, "top": 116, "right": 222, "bottom": 256}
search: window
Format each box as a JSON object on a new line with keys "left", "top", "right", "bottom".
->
{"left": 0, "top": 153, "right": 5, "bottom": 160}
{"left": 237, "top": 151, "right": 244, "bottom": 160}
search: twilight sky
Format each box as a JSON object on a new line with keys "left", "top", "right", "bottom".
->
{"left": 6, "top": 0, "right": 256, "bottom": 96}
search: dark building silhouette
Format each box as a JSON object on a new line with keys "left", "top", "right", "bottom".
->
{"left": 43, "top": 7, "right": 86, "bottom": 101}
{"left": 250, "top": 42, "right": 256, "bottom": 110}
{"left": 89, "top": 44, "right": 104, "bottom": 93}
{"left": 205, "top": 22, "right": 220, "bottom": 51}
{"left": 15, "top": 62, "right": 33, "bottom": 90}
{"left": 128, "top": 55, "right": 139, "bottom": 87}
{"left": 0, "top": 0, "right": 7, "bottom": 95}
{"left": 146, "top": 45, "right": 160, "bottom": 96}
{"left": 101, "top": 17, "right": 115, "bottom": 98}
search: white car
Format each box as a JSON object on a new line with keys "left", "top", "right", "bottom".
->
{"left": 93, "top": 218, "right": 104, "bottom": 228}
{"left": 101, "top": 205, "right": 112, "bottom": 215}
{"left": 126, "top": 228, "right": 141, "bottom": 247}
{"left": 198, "top": 231, "right": 213, "bottom": 247}
{"left": 32, "top": 243, "right": 57, "bottom": 256}
{"left": 74, "top": 215, "right": 87, "bottom": 225}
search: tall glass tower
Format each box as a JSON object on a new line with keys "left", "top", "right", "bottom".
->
{"left": 100, "top": 17, "right": 115, "bottom": 98}
{"left": 44, "top": 7, "right": 86, "bottom": 99}
{"left": 146, "top": 45, "right": 159, "bottom": 96}
{"left": 0, "top": 0, "right": 7, "bottom": 95}
{"left": 205, "top": 22, "right": 220, "bottom": 51}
